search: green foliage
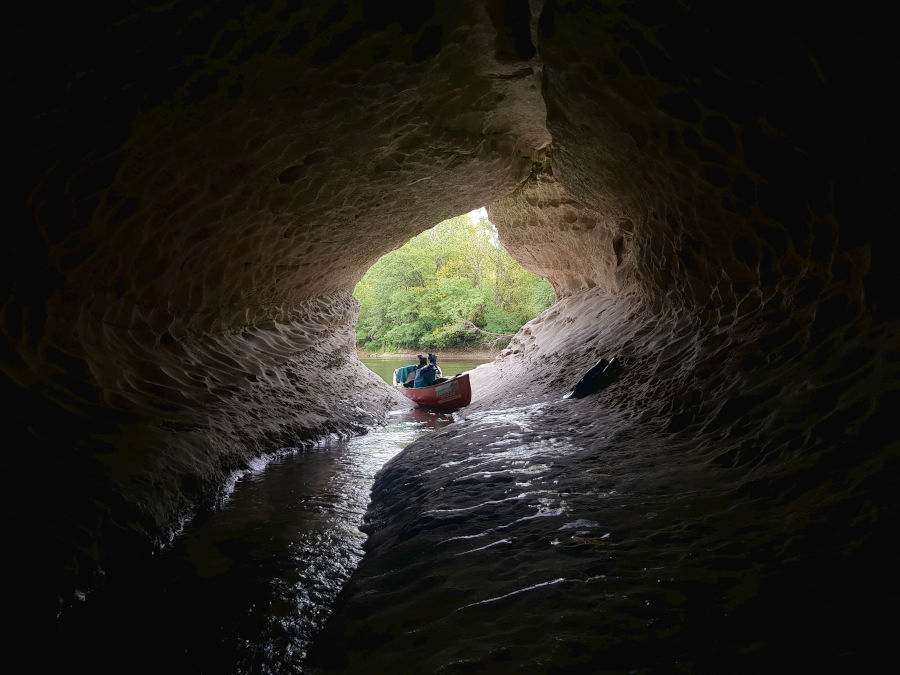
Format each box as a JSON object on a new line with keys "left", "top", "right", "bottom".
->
{"left": 483, "top": 308, "right": 520, "bottom": 334}
{"left": 353, "top": 212, "right": 556, "bottom": 351}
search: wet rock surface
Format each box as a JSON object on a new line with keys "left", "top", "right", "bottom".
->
{"left": 4, "top": 0, "right": 898, "bottom": 670}
{"left": 312, "top": 286, "right": 896, "bottom": 671}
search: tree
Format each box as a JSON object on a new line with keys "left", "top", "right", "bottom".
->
{"left": 353, "top": 211, "right": 555, "bottom": 351}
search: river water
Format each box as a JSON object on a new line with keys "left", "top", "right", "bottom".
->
{"left": 40, "top": 407, "right": 455, "bottom": 674}
{"left": 34, "top": 358, "right": 491, "bottom": 674}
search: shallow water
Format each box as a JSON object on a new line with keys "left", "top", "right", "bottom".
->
{"left": 37, "top": 408, "right": 453, "bottom": 675}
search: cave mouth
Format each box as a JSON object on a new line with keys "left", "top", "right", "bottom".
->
{"left": 352, "top": 207, "right": 556, "bottom": 359}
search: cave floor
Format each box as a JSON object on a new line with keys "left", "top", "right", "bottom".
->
{"left": 31, "top": 392, "right": 890, "bottom": 674}
{"left": 309, "top": 395, "right": 890, "bottom": 673}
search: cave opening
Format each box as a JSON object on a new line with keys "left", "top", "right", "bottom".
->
{"left": 352, "top": 207, "right": 556, "bottom": 363}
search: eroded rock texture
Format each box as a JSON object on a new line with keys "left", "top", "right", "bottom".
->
{"left": 6, "top": 0, "right": 548, "bottom": 639}
{"left": 4, "top": 0, "right": 897, "bottom": 670}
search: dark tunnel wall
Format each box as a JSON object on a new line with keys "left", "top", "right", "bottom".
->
{"left": 3, "top": 0, "right": 898, "bottom": 667}
{"left": 5, "top": 0, "right": 549, "bottom": 634}
{"left": 458, "top": 3, "right": 898, "bottom": 666}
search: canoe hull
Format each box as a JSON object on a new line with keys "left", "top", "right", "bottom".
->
{"left": 396, "top": 373, "right": 472, "bottom": 411}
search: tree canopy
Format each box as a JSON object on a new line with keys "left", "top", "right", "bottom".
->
{"left": 354, "top": 213, "right": 555, "bottom": 352}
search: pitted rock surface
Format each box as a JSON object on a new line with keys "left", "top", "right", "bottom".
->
{"left": 8, "top": 0, "right": 548, "bottom": 630}
{"left": 5, "top": 0, "right": 897, "bottom": 670}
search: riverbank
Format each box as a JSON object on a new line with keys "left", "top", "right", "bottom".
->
{"left": 356, "top": 348, "right": 498, "bottom": 361}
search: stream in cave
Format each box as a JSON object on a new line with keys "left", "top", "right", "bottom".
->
{"left": 39, "top": 407, "right": 454, "bottom": 674}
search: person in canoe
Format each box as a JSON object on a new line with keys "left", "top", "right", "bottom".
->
{"left": 392, "top": 353, "right": 471, "bottom": 411}
{"left": 393, "top": 353, "right": 441, "bottom": 388}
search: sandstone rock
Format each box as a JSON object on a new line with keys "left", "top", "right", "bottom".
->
{"left": 4, "top": 0, "right": 897, "bottom": 669}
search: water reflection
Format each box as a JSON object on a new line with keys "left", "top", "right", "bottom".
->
{"left": 42, "top": 409, "right": 452, "bottom": 675}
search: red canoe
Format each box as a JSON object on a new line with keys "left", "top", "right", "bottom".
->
{"left": 396, "top": 373, "right": 472, "bottom": 411}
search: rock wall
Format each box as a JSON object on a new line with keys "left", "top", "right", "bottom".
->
{"left": 311, "top": 0, "right": 898, "bottom": 670}
{"left": 5, "top": 0, "right": 548, "bottom": 635}
{"left": 4, "top": 0, "right": 897, "bottom": 668}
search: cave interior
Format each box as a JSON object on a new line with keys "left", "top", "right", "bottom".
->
{"left": 5, "top": 0, "right": 898, "bottom": 671}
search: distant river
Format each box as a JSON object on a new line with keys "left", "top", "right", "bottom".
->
{"left": 359, "top": 356, "right": 491, "bottom": 384}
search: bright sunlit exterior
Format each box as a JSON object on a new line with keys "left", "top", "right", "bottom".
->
{"left": 353, "top": 210, "right": 555, "bottom": 353}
